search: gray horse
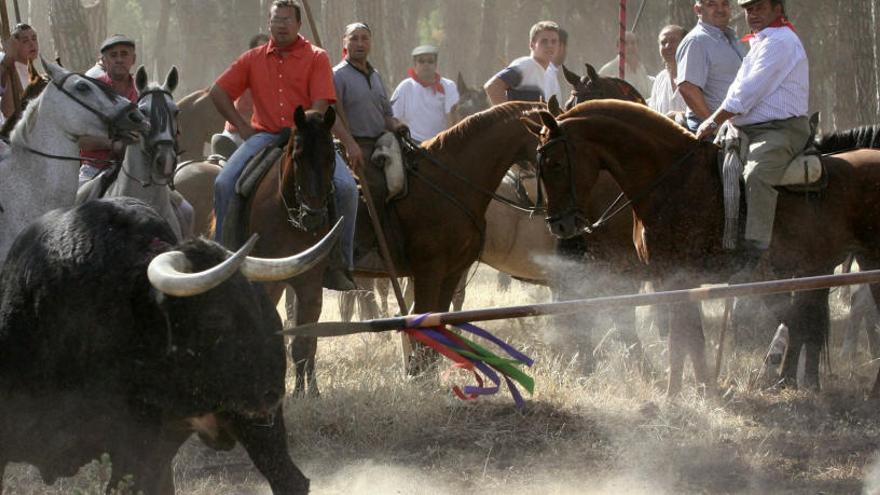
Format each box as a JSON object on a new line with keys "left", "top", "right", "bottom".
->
{"left": 0, "top": 60, "right": 148, "bottom": 262}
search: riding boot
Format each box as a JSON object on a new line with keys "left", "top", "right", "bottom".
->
{"left": 323, "top": 241, "right": 356, "bottom": 291}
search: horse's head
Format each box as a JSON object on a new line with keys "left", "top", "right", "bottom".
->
{"left": 134, "top": 65, "right": 180, "bottom": 183}
{"left": 449, "top": 72, "right": 489, "bottom": 124}
{"left": 523, "top": 110, "right": 600, "bottom": 239}
{"left": 285, "top": 105, "right": 336, "bottom": 232}
{"left": 40, "top": 59, "right": 149, "bottom": 140}
{"left": 562, "top": 63, "right": 646, "bottom": 111}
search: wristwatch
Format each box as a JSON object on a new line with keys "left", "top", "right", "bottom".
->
{"left": 707, "top": 121, "right": 719, "bottom": 131}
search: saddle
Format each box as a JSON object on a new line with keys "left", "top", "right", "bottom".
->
{"left": 221, "top": 129, "right": 290, "bottom": 249}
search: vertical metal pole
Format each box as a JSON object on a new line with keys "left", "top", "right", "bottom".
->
{"left": 618, "top": 0, "right": 627, "bottom": 79}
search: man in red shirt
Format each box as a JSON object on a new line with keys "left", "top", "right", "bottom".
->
{"left": 78, "top": 34, "right": 140, "bottom": 186}
{"left": 210, "top": 0, "right": 362, "bottom": 289}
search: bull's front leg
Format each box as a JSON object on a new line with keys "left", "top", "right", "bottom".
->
{"left": 223, "top": 410, "right": 310, "bottom": 494}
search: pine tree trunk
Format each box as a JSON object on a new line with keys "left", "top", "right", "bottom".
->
{"left": 667, "top": 0, "right": 693, "bottom": 29}
{"left": 48, "top": 0, "right": 93, "bottom": 71}
{"left": 477, "top": 0, "right": 498, "bottom": 83}
{"left": 852, "top": 0, "right": 876, "bottom": 126}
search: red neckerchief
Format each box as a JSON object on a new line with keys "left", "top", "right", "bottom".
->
{"left": 407, "top": 67, "right": 444, "bottom": 94}
{"left": 741, "top": 16, "right": 796, "bottom": 42}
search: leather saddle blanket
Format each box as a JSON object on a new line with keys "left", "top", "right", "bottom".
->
{"left": 373, "top": 131, "right": 407, "bottom": 202}
{"left": 221, "top": 129, "right": 290, "bottom": 249}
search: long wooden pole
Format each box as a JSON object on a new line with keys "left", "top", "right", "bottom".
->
{"left": 618, "top": 0, "right": 626, "bottom": 79}
{"left": 0, "top": 0, "right": 11, "bottom": 40}
{"left": 298, "top": 0, "right": 414, "bottom": 367}
{"left": 286, "top": 269, "right": 880, "bottom": 337}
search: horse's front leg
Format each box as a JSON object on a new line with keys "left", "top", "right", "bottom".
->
{"left": 289, "top": 280, "right": 323, "bottom": 398}
{"left": 782, "top": 289, "right": 828, "bottom": 391}
{"left": 666, "top": 301, "right": 708, "bottom": 396}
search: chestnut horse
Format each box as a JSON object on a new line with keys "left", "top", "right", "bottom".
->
{"left": 527, "top": 99, "right": 880, "bottom": 396}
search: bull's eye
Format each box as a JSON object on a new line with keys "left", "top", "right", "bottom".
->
{"left": 74, "top": 81, "right": 92, "bottom": 93}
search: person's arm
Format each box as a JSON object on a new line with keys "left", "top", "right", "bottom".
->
{"left": 483, "top": 76, "right": 509, "bottom": 106}
{"left": 0, "top": 39, "right": 18, "bottom": 119}
{"left": 677, "top": 82, "right": 712, "bottom": 121}
{"left": 209, "top": 84, "right": 254, "bottom": 140}
{"left": 695, "top": 108, "right": 736, "bottom": 140}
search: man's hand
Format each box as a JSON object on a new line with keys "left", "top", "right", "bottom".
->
{"left": 238, "top": 122, "right": 256, "bottom": 141}
{"left": 695, "top": 119, "right": 718, "bottom": 141}
{"left": 1, "top": 36, "right": 18, "bottom": 67}
{"left": 393, "top": 122, "right": 410, "bottom": 140}
{"left": 345, "top": 141, "right": 365, "bottom": 171}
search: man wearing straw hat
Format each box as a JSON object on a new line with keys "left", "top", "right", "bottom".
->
{"left": 696, "top": 0, "right": 809, "bottom": 272}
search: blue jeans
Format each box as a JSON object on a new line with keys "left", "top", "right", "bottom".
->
{"left": 214, "top": 132, "right": 278, "bottom": 241}
{"left": 333, "top": 152, "right": 358, "bottom": 269}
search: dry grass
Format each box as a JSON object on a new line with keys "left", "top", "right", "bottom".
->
{"left": 5, "top": 266, "right": 880, "bottom": 494}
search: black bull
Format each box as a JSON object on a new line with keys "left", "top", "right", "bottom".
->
{"left": 0, "top": 197, "right": 336, "bottom": 493}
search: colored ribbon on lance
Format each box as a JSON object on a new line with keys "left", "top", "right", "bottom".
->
{"left": 403, "top": 314, "right": 534, "bottom": 408}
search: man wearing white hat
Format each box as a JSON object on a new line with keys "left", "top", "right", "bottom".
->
{"left": 390, "top": 45, "right": 460, "bottom": 143}
{"left": 696, "top": 0, "right": 809, "bottom": 271}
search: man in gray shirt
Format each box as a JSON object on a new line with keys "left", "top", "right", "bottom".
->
{"left": 676, "top": 0, "right": 746, "bottom": 132}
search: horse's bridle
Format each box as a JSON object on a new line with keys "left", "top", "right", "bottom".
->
{"left": 53, "top": 72, "right": 140, "bottom": 138}
{"left": 118, "top": 88, "right": 178, "bottom": 188}
{"left": 536, "top": 131, "right": 702, "bottom": 235}
{"left": 280, "top": 136, "right": 334, "bottom": 232}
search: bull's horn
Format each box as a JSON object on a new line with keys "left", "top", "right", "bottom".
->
{"left": 148, "top": 234, "right": 259, "bottom": 296}
{"left": 240, "top": 217, "right": 342, "bottom": 282}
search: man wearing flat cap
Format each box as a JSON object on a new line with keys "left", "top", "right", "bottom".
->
{"left": 390, "top": 45, "right": 460, "bottom": 143}
{"left": 79, "top": 34, "right": 140, "bottom": 185}
{"left": 696, "top": 0, "right": 809, "bottom": 274}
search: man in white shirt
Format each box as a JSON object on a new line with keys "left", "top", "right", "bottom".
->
{"left": 648, "top": 25, "right": 688, "bottom": 117}
{"left": 390, "top": 45, "right": 460, "bottom": 143}
{"left": 484, "top": 21, "right": 560, "bottom": 105}
{"left": 544, "top": 28, "right": 567, "bottom": 105}
{"left": 696, "top": 0, "right": 809, "bottom": 259}
{"left": 598, "top": 31, "right": 653, "bottom": 99}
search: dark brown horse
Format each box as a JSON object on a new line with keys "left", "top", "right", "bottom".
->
{"left": 231, "top": 106, "right": 338, "bottom": 397}
{"left": 562, "top": 63, "right": 646, "bottom": 111}
{"left": 526, "top": 99, "right": 880, "bottom": 396}
{"left": 449, "top": 72, "right": 490, "bottom": 124}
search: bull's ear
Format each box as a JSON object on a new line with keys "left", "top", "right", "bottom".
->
{"left": 562, "top": 64, "right": 580, "bottom": 87}
{"left": 323, "top": 106, "right": 336, "bottom": 129}
{"left": 135, "top": 65, "right": 148, "bottom": 93}
{"left": 520, "top": 115, "right": 545, "bottom": 138}
{"left": 293, "top": 105, "right": 307, "bottom": 129}
{"left": 164, "top": 66, "right": 179, "bottom": 93}
{"left": 547, "top": 95, "right": 562, "bottom": 117}
{"left": 585, "top": 63, "right": 599, "bottom": 83}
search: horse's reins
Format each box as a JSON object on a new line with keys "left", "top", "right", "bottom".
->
{"left": 536, "top": 133, "right": 701, "bottom": 234}
{"left": 18, "top": 72, "right": 141, "bottom": 166}
{"left": 117, "top": 88, "right": 177, "bottom": 188}
{"left": 279, "top": 135, "right": 333, "bottom": 232}
{"left": 399, "top": 135, "right": 543, "bottom": 215}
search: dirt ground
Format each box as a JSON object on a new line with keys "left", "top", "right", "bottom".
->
{"left": 4, "top": 265, "right": 880, "bottom": 494}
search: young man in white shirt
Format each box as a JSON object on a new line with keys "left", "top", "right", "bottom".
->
{"left": 390, "top": 45, "right": 460, "bottom": 143}
{"left": 696, "top": 0, "right": 809, "bottom": 262}
{"left": 483, "top": 21, "right": 560, "bottom": 105}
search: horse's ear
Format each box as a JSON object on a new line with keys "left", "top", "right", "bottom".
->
{"left": 164, "top": 66, "right": 179, "bottom": 94}
{"left": 562, "top": 64, "right": 580, "bottom": 87}
{"left": 538, "top": 110, "right": 559, "bottom": 134}
{"left": 456, "top": 72, "right": 468, "bottom": 91}
{"left": 135, "top": 65, "right": 148, "bottom": 93}
{"left": 293, "top": 105, "right": 307, "bottom": 129}
{"left": 585, "top": 63, "right": 599, "bottom": 83}
{"left": 323, "top": 105, "right": 336, "bottom": 129}
{"left": 42, "top": 57, "right": 67, "bottom": 82}
{"left": 520, "top": 115, "right": 544, "bottom": 138}
{"left": 547, "top": 95, "right": 562, "bottom": 117}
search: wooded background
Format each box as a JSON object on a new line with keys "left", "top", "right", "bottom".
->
{"left": 18, "top": 0, "right": 880, "bottom": 131}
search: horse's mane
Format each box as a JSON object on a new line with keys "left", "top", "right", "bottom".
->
{"left": 815, "top": 124, "right": 880, "bottom": 154}
{"left": 559, "top": 99, "right": 696, "bottom": 142}
{"left": 426, "top": 101, "right": 544, "bottom": 151}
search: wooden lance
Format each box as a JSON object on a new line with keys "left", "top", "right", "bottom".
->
{"left": 298, "top": 0, "right": 414, "bottom": 368}
{"left": 618, "top": 0, "right": 626, "bottom": 79}
{"left": 285, "top": 269, "right": 880, "bottom": 338}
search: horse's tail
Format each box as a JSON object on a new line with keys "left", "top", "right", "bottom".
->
{"left": 815, "top": 124, "right": 880, "bottom": 153}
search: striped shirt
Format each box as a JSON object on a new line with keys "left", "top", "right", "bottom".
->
{"left": 721, "top": 26, "right": 809, "bottom": 127}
